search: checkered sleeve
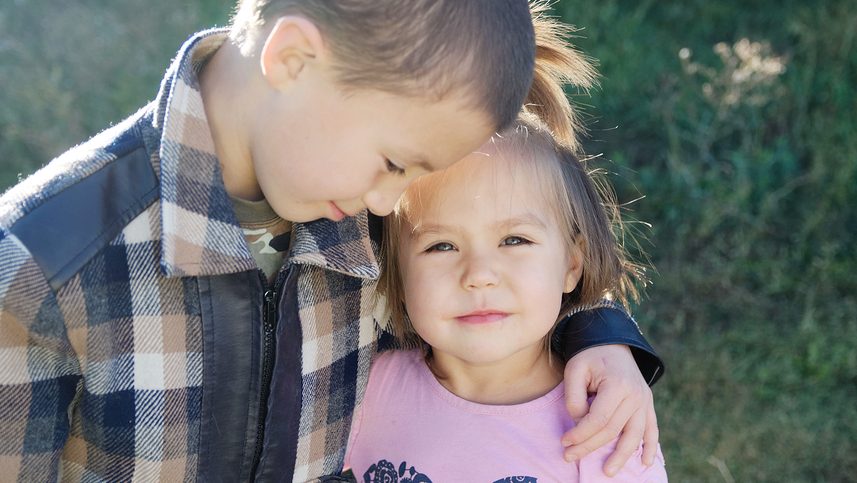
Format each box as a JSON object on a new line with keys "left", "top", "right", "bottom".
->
{"left": 0, "top": 229, "right": 82, "bottom": 480}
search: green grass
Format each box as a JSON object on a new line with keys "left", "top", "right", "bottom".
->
{"left": 1, "top": 1, "right": 855, "bottom": 480}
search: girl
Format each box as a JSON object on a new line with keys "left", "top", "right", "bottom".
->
{"left": 343, "top": 9, "right": 664, "bottom": 482}
{"left": 345, "top": 111, "right": 668, "bottom": 482}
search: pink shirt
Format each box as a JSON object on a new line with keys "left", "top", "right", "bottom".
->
{"left": 346, "top": 350, "right": 667, "bottom": 482}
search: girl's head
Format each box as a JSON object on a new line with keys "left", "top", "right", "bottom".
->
{"left": 377, "top": 8, "right": 632, "bottom": 357}
{"left": 382, "top": 115, "right": 642, "bottom": 361}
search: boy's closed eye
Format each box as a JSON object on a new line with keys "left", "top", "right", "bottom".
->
{"left": 384, "top": 158, "right": 406, "bottom": 175}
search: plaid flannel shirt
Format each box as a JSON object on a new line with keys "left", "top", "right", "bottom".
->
{"left": 0, "top": 29, "right": 386, "bottom": 481}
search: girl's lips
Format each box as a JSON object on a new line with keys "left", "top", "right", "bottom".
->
{"left": 455, "top": 311, "right": 508, "bottom": 324}
{"left": 328, "top": 202, "right": 347, "bottom": 221}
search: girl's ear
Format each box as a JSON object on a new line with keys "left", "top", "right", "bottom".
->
{"left": 259, "top": 15, "right": 327, "bottom": 89}
{"left": 563, "top": 238, "right": 585, "bottom": 294}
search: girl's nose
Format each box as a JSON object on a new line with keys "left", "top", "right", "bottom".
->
{"left": 461, "top": 253, "right": 499, "bottom": 290}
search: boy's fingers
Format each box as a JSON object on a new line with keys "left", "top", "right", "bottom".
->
{"left": 563, "top": 380, "right": 627, "bottom": 446}
{"left": 563, "top": 394, "right": 635, "bottom": 462}
{"left": 601, "top": 409, "right": 646, "bottom": 476}
{"left": 563, "top": 359, "right": 593, "bottom": 421}
{"left": 641, "top": 403, "right": 660, "bottom": 466}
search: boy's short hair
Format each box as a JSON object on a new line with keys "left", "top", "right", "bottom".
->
{"left": 231, "top": 0, "right": 536, "bottom": 130}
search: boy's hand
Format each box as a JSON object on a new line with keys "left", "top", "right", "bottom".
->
{"left": 561, "top": 344, "right": 659, "bottom": 476}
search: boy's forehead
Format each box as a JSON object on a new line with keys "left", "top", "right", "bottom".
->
{"left": 387, "top": 94, "right": 494, "bottom": 171}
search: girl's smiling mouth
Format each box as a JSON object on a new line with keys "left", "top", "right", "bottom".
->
{"left": 455, "top": 310, "right": 509, "bottom": 324}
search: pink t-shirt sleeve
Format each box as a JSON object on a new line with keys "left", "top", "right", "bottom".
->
{"left": 578, "top": 441, "right": 667, "bottom": 482}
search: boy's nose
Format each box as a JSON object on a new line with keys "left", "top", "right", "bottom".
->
{"left": 362, "top": 178, "right": 411, "bottom": 217}
{"left": 361, "top": 190, "right": 398, "bottom": 217}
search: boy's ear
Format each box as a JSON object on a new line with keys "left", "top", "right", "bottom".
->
{"left": 563, "top": 238, "right": 585, "bottom": 294}
{"left": 259, "top": 16, "right": 326, "bottom": 89}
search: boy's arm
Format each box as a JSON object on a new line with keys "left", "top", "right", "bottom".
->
{"left": 0, "top": 231, "right": 81, "bottom": 480}
{"left": 554, "top": 303, "right": 664, "bottom": 477}
{"left": 556, "top": 303, "right": 664, "bottom": 385}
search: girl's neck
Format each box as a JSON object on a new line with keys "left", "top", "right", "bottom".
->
{"left": 428, "top": 346, "right": 562, "bottom": 405}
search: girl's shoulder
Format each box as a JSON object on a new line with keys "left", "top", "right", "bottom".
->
{"left": 372, "top": 348, "right": 423, "bottom": 372}
{"left": 368, "top": 349, "right": 427, "bottom": 389}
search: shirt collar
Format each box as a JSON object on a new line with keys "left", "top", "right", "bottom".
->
{"left": 153, "top": 29, "right": 379, "bottom": 280}
{"left": 289, "top": 211, "right": 380, "bottom": 280}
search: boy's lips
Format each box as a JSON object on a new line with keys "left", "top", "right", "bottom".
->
{"left": 328, "top": 202, "right": 348, "bottom": 221}
{"left": 455, "top": 310, "right": 509, "bottom": 324}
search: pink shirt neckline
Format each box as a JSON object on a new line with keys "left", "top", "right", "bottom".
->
{"left": 413, "top": 351, "right": 566, "bottom": 416}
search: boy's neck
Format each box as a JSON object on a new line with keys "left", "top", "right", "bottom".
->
{"left": 429, "top": 346, "right": 562, "bottom": 405}
{"left": 198, "top": 37, "right": 263, "bottom": 201}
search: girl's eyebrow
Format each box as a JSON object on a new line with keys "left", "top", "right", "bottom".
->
{"left": 410, "top": 213, "right": 547, "bottom": 238}
{"left": 409, "top": 222, "right": 456, "bottom": 238}
{"left": 493, "top": 214, "right": 548, "bottom": 231}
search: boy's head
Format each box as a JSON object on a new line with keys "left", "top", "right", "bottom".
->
{"left": 231, "top": 0, "right": 536, "bottom": 130}
{"left": 382, "top": 114, "right": 643, "bottom": 350}
{"left": 222, "top": 0, "right": 540, "bottom": 222}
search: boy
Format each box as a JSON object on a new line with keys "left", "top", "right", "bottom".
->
{"left": 0, "top": 1, "right": 662, "bottom": 481}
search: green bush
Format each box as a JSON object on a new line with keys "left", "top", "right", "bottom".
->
{"left": 556, "top": 0, "right": 857, "bottom": 480}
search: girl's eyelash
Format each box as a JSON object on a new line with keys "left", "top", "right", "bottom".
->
{"left": 385, "top": 158, "right": 406, "bottom": 175}
{"left": 502, "top": 236, "right": 533, "bottom": 246}
{"left": 424, "top": 237, "right": 531, "bottom": 252}
{"left": 425, "top": 242, "right": 455, "bottom": 253}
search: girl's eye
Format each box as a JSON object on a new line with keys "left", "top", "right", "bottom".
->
{"left": 385, "top": 158, "right": 406, "bottom": 175}
{"left": 425, "top": 242, "right": 455, "bottom": 253}
{"left": 502, "top": 236, "right": 532, "bottom": 246}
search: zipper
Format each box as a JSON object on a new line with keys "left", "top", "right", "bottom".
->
{"left": 249, "top": 270, "right": 286, "bottom": 480}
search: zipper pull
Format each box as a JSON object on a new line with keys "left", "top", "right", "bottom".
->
{"left": 264, "top": 289, "right": 277, "bottom": 329}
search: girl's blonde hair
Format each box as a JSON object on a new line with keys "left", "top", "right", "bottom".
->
{"left": 379, "top": 8, "right": 644, "bottom": 349}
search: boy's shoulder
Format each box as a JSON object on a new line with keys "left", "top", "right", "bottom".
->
{"left": 0, "top": 103, "right": 157, "bottom": 226}
{"left": 0, "top": 103, "right": 159, "bottom": 289}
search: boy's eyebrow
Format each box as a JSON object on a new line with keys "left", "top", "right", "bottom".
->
{"left": 401, "top": 155, "right": 435, "bottom": 172}
{"left": 408, "top": 148, "right": 489, "bottom": 172}
{"left": 394, "top": 147, "right": 438, "bottom": 172}
{"left": 415, "top": 159, "right": 435, "bottom": 172}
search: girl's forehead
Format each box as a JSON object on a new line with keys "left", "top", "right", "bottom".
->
{"left": 403, "top": 152, "right": 556, "bottom": 226}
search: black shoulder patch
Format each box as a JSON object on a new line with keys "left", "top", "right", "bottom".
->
{"left": 10, "top": 146, "right": 159, "bottom": 290}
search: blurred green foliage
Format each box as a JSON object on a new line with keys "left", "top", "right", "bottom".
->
{"left": 1, "top": 0, "right": 854, "bottom": 480}
{"left": 555, "top": 0, "right": 857, "bottom": 480}
{"left": 0, "top": 0, "right": 232, "bottom": 188}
